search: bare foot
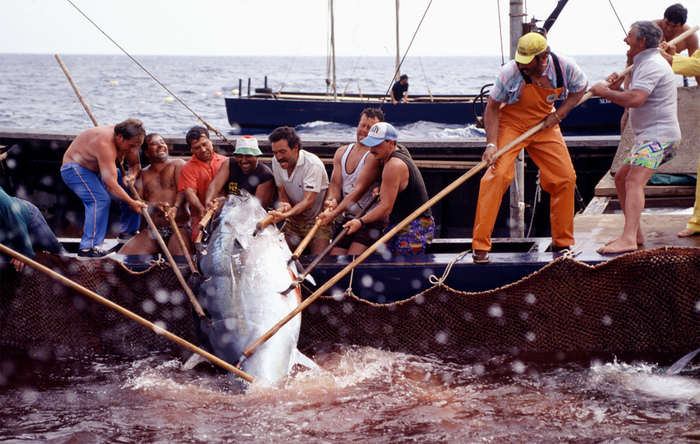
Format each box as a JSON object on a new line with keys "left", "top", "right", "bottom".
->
{"left": 678, "top": 228, "right": 699, "bottom": 238}
{"left": 597, "top": 238, "right": 638, "bottom": 254}
{"left": 605, "top": 233, "right": 644, "bottom": 245}
{"left": 604, "top": 237, "right": 618, "bottom": 246}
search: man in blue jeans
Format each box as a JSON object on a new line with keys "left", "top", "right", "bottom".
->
{"left": 0, "top": 185, "right": 67, "bottom": 271}
{"left": 60, "top": 118, "right": 147, "bottom": 260}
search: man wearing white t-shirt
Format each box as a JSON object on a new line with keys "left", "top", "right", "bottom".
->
{"left": 267, "top": 126, "right": 331, "bottom": 255}
{"left": 590, "top": 21, "right": 681, "bottom": 254}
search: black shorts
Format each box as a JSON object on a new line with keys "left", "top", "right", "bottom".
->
{"left": 333, "top": 214, "right": 388, "bottom": 250}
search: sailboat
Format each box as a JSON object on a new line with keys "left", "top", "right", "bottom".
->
{"left": 224, "top": 0, "right": 623, "bottom": 134}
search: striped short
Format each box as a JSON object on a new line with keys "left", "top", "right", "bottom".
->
{"left": 624, "top": 140, "right": 680, "bottom": 170}
{"left": 281, "top": 217, "right": 334, "bottom": 244}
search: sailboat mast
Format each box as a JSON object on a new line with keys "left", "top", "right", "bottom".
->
{"left": 395, "top": 0, "right": 400, "bottom": 78}
{"left": 509, "top": 0, "right": 525, "bottom": 238}
{"left": 330, "top": 0, "right": 337, "bottom": 100}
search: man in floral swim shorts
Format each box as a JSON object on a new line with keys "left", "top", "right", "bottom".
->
{"left": 590, "top": 21, "right": 681, "bottom": 254}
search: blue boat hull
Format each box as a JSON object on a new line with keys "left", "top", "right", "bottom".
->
{"left": 225, "top": 94, "right": 624, "bottom": 135}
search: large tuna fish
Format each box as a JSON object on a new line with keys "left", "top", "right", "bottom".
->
{"left": 191, "top": 193, "right": 314, "bottom": 383}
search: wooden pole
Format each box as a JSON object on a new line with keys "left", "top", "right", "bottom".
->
{"left": 253, "top": 213, "right": 275, "bottom": 236}
{"left": 290, "top": 208, "right": 332, "bottom": 262}
{"left": 55, "top": 54, "right": 99, "bottom": 127}
{"left": 281, "top": 194, "right": 380, "bottom": 295}
{"left": 0, "top": 244, "right": 254, "bottom": 383}
{"left": 119, "top": 165, "right": 207, "bottom": 320}
{"left": 55, "top": 54, "right": 206, "bottom": 319}
{"left": 239, "top": 28, "right": 700, "bottom": 359}
{"left": 164, "top": 204, "right": 198, "bottom": 275}
{"left": 239, "top": 121, "right": 545, "bottom": 363}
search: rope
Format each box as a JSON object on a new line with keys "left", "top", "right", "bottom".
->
{"left": 381, "top": 0, "right": 434, "bottom": 106}
{"left": 65, "top": 0, "right": 234, "bottom": 148}
{"left": 428, "top": 250, "right": 471, "bottom": 285}
{"left": 149, "top": 254, "right": 167, "bottom": 266}
{"left": 496, "top": 0, "right": 506, "bottom": 65}
{"left": 417, "top": 55, "right": 434, "bottom": 101}
{"left": 343, "top": 259, "right": 356, "bottom": 297}
{"left": 607, "top": 0, "right": 629, "bottom": 36}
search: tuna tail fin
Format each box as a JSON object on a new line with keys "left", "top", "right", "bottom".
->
{"left": 290, "top": 349, "right": 319, "bottom": 372}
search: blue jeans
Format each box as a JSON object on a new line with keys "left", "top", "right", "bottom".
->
{"left": 20, "top": 199, "right": 67, "bottom": 255}
{"left": 61, "top": 163, "right": 140, "bottom": 250}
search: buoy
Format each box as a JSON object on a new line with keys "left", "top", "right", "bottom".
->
{"left": 109, "top": 80, "right": 118, "bottom": 85}
{"left": 231, "top": 89, "right": 239, "bottom": 95}
{"left": 165, "top": 97, "right": 174, "bottom": 102}
{"left": 214, "top": 92, "right": 222, "bottom": 96}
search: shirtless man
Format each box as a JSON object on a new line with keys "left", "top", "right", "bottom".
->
{"left": 654, "top": 3, "right": 700, "bottom": 84}
{"left": 118, "top": 134, "right": 192, "bottom": 256}
{"left": 60, "top": 118, "right": 147, "bottom": 260}
{"left": 317, "top": 108, "right": 387, "bottom": 255}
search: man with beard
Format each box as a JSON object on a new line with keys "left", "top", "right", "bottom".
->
{"left": 119, "top": 133, "right": 191, "bottom": 255}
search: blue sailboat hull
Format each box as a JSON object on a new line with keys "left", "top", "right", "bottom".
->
{"left": 225, "top": 93, "right": 623, "bottom": 135}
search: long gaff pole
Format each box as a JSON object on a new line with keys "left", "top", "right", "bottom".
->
{"left": 0, "top": 244, "right": 254, "bottom": 383}
{"left": 238, "top": 24, "right": 700, "bottom": 361}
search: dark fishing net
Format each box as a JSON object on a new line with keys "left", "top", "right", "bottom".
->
{"left": 2, "top": 247, "right": 700, "bottom": 361}
{"left": 0, "top": 253, "right": 197, "bottom": 357}
{"left": 299, "top": 247, "right": 700, "bottom": 359}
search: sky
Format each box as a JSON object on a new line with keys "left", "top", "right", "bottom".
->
{"left": 1, "top": 0, "right": 700, "bottom": 57}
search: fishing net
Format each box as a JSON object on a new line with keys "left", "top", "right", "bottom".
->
{"left": 298, "top": 247, "right": 700, "bottom": 359}
{"left": 2, "top": 247, "right": 700, "bottom": 361}
{"left": 0, "top": 253, "right": 197, "bottom": 357}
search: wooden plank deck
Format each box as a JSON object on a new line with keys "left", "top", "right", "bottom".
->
{"left": 574, "top": 213, "right": 700, "bottom": 253}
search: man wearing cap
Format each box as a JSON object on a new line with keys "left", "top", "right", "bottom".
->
{"left": 267, "top": 126, "right": 332, "bottom": 255}
{"left": 590, "top": 21, "right": 681, "bottom": 254}
{"left": 119, "top": 133, "right": 192, "bottom": 256}
{"left": 204, "top": 136, "right": 275, "bottom": 211}
{"left": 344, "top": 122, "right": 434, "bottom": 255}
{"left": 179, "top": 126, "right": 227, "bottom": 242}
{"left": 317, "top": 107, "right": 387, "bottom": 255}
{"left": 472, "top": 31, "right": 588, "bottom": 264}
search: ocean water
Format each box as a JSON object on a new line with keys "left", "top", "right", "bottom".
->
{"left": 0, "top": 53, "right": 626, "bottom": 140}
{"left": 3, "top": 53, "right": 700, "bottom": 442}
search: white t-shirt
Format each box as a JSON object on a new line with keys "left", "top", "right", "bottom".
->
{"left": 629, "top": 48, "right": 682, "bottom": 142}
{"left": 272, "top": 149, "right": 329, "bottom": 222}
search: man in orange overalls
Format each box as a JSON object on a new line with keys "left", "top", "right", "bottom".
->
{"left": 472, "top": 32, "right": 588, "bottom": 264}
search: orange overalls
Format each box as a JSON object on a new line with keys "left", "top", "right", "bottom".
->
{"left": 472, "top": 81, "right": 576, "bottom": 251}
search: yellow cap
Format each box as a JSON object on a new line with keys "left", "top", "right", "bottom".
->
{"left": 515, "top": 32, "right": 548, "bottom": 64}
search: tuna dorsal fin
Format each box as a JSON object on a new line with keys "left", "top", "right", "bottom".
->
{"left": 233, "top": 237, "right": 246, "bottom": 252}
